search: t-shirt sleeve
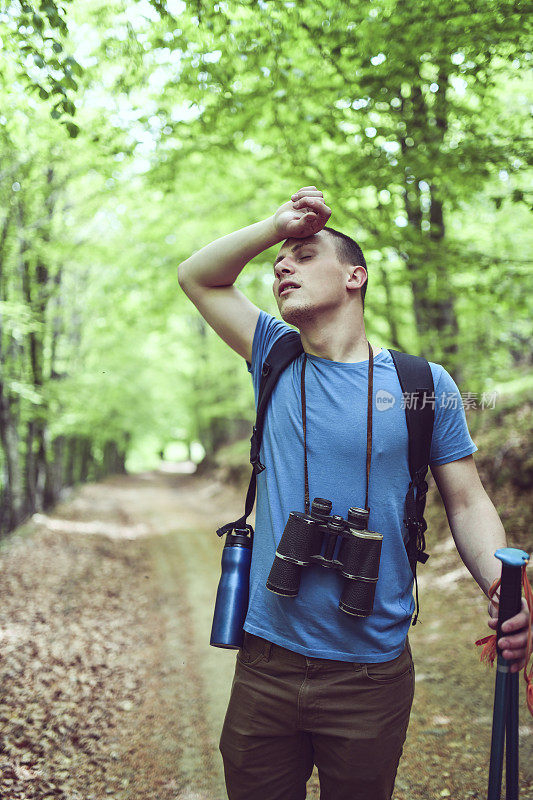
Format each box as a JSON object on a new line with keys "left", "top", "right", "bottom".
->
{"left": 246, "top": 310, "right": 294, "bottom": 406}
{"left": 428, "top": 364, "right": 478, "bottom": 467}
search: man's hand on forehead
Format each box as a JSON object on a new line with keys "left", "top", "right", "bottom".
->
{"left": 290, "top": 186, "right": 324, "bottom": 202}
{"left": 273, "top": 186, "right": 332, "bottom": 241}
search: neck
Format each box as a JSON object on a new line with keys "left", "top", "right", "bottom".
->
{"left": 298, "top": 304, "right": 380, "bottom": 363}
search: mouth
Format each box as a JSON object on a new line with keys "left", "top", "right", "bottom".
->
{"left": 278, "top": 281, "right": 301, "bottom": 297}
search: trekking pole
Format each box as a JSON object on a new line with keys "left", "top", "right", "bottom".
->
{"left": 505, "top": 668, "right": 519, "bottom": 798}
{"left": 487, "top": 547, "right": 529, "bottom": 800}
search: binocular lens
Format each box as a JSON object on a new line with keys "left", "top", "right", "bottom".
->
{"left": 266, "top": 511, "right": 323, "bottom": 597}
{"left": 276, "top": 512, "right": 322, "bottom": 565}
{"left": 340, "top": 531, "right": 382, "bottom": 581}
{"left": 337, "top": 530, "right": 382, "bottom": 617}
{"left": 311, "top": 497, "right": 333, "bottom": 519}
{"left": 266, "top": 556, "right": 302, "bottom": 597}
{"left": 339, "top": 577, "right": 378, "bottom": 617}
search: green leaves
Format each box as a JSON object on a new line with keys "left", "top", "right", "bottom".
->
{"left": 0, "top": 0, "right": 530, "bottom": 473}
{"left": 64, "top": 55, "right": 83, "bottom": 77}
{"left": 32, "top": 12, "right": 44, "bottom": 31}
{"left": 64, "top": 121, "right": 79, "bottom": 138}
{"left": 3, "top": 1, "right": 83, "bottom": 133}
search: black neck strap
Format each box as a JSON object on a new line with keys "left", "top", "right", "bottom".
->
{"left": 301, "top": 341, "right": 374, "bottom": 515}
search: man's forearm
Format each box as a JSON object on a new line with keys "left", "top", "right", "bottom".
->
{"left": 178, "top": 216, "right": 282, "bottom": 288}
{"left": 447, "top": 491, "right": 507, "bottom": 596}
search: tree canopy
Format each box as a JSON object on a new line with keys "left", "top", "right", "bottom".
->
{"left": 0, "top": 0, "right": 531, "bottom": 533}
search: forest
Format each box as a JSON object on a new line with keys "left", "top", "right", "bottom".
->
{"left": 0, "top": 2, "right": 532, "bottom": 799}
{"left": 0, "top": 0, "right": 531, "bottom": 534}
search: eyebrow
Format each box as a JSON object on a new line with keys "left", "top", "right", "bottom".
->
{"left": 273, "top": 242, "right": 316, "bottom": 268}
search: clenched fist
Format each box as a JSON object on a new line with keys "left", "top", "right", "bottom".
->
{"left": 273, "top": 186, "right": 332, "bottom": 240}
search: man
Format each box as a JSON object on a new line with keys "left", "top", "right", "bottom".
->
{"left": 178, "top": 186, "right": 530, "bottom": 800}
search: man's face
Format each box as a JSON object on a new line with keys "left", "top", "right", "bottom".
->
{"left": 272, "top": 230, "right": 348, "bottom": 327}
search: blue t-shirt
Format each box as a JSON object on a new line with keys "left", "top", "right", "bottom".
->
{"left": 244, "top": 310, "right": 477, "bottom": 662}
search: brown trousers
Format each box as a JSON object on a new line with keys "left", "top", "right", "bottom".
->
{"left": 219, "top": 631, "right": 415, "bottom": 800}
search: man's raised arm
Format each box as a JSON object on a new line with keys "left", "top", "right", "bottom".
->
{"left": 177, "top": 186, "right": 331, "bottom": 362}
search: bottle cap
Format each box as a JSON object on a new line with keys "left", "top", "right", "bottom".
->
{"left": 228, "top": 525, "right": 253, "bottom": 548}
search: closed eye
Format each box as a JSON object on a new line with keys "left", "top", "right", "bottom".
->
{"left": 273, "top": 254, "right": 312, "bottom": 275}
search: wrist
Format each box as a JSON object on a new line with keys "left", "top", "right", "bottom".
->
{"left": 262, "top": 215, "right": 284, "bottom": 247}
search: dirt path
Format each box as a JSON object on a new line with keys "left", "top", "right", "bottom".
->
{"left": 0, "top": 469, "right": 531, "bottom": 799}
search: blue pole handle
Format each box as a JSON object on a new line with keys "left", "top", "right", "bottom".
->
{"left": 494, "top": 548, "right": 529, "bottom": 568}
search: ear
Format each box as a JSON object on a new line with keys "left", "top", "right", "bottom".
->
{"left": 346, "top": 265, "right": 367, "bottom": 293}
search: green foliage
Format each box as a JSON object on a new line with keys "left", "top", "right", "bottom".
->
{"left": 146, "top": 0, "right": 532, "bottom": 375}
{"left": 0, "top": 0, "right": 531, "bottom": 531}
{"left": 0, "top": 0, "right": 83, "bottom": 129}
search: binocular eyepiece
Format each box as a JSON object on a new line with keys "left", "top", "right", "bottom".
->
{"left": 266, "top": 498, "right": 383, "bottom": 617}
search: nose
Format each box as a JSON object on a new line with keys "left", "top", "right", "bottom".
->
{"left": 274, "top": 258, "right": 295, "bottom": 280}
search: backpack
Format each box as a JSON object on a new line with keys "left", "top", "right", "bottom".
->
{"left": 217, "top": 330, "right": 435, "bottom": 624}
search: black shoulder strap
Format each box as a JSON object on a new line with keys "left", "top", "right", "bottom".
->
{"left": 251, "top": 331, "right": 303, "bottom": 473}
{"left": 388, "top": 350, "right": 434, "bottom": 484}
{"left": 216, "top": 330, "right": 303, "bottom": 538}
{"left": 388, "top": 349, "right": 435, "bottom": 624}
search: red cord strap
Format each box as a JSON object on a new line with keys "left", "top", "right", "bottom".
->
{"left": 475, "top": 565, "right": 533, "bottom": 716}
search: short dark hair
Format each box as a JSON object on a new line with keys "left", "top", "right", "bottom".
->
{"left": 323, "top": 226, "right": 368, "bottom": 308}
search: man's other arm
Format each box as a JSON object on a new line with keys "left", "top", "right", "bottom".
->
{"left": 431, "top": 455, "right": 506, "bottom": 595}
{"left": 432, "top": 455, "right": 530, "bottom": 672}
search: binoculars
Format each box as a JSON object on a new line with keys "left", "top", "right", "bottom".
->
{"left": 266, "top": 498, "right": 383, "bottom": 617}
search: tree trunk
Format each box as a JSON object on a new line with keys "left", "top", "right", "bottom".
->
{"left": 79, "top": 437, "right": 92, "bottom": 483}
{"left": 0, "top": 382, "right": 25, "bottom": 533}
{"left": 428, "top": 186, "right": 460, "bottom": 373}
{"left": 43, "top": 435, "right": 65, "bottom": 508}
{"left": 103, "top": 440, "right": 116, "bottom": 474}
{"left": 64, "top": 436, "right": 77, "bottom": 486}
{"left": 19, "top": 167, "right": 58, "bottom": 513}
{"left": 376, "top": 263, "right": 403, "bottom": 350}
{"left": 24, "top": 420, "right": 38, "bottom": 516}
{"left": 116, "top": 446, "right": 127, "bottom": 474}
{"left": 190, "top": 316, "right": 216, "bottom": 458}
{"left": 399, "top": 80, "right": 460, "bottom": 366}
{"left": 401, "top": 179, "right": 430, "bottom": 345}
